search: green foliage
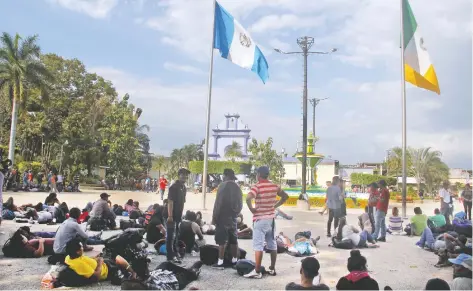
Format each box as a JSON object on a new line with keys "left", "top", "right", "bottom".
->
{"left": 167, "top": 143, "right": 203, "bottom": 179}
{"left": 17, "top": 161, "right": 42, "bottom": 174}
{"left": 224, "top": 141, "right": 242, "bottom": 162}
{"left": 350, "top": 173, "right": 397, "bottom": 186}
{"left": 248, "top": 137, "right": 285, "bottom": 182}
{"left": 188, "top": 160, "right": 251, "bottom": 174}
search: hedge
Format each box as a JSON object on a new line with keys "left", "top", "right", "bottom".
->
{"left": 350, "top": 173, "right": 397, "bottom": 186}
{"left": 188, "top": 160, "right": 251, "bottom": 175}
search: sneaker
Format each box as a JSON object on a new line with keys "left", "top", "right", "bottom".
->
{"left": 168, "top": 257, "right": 182, "bottom": 264}
{"left": 377, "top": 237, "right": 386, "bottom": 242}
{"left": 211, "top": 263, "right": 224, "bottom": 270}
{"left": 327, "top": 233, "right": 332, "bottom": 238}
{"left": 244, "top": 269, "right": 262, "bottom": 279}
{"left": 267, "top": 267, "right": 277, "bottom": 276}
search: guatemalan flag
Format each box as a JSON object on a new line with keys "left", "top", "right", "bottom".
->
{"left": 213, "top": 1, "right": 269, "bottom": 83}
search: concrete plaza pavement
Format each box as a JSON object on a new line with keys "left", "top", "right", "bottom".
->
{"left": 0, "top": 189, "right": 454, "bottom": 290}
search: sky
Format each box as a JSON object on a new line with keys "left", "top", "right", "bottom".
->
{"left": 0, "top": 0, "right": 471, "bottom": 169}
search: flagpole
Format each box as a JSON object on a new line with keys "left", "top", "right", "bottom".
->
{"left": 202, "top": 0, "right": 217, "bottom": 210}
{"left": 400, "top": 0, "right": 408, "bottom": 219}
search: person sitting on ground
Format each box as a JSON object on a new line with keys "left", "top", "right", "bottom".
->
{"left": 388, "top": 207, "right": 403, "bottom": 235}
{"left": 53, "top": 207, "right": 94, "bottom": 262}
{"left": 424, "top": 278, "right": 450, "bottom": 290}
{"left": 336, "top": 250, "right": 379, "bottom": 290}
{"left": 78, "top": 203, "right": 92, "bottom": 224}
{"left": 410, "top": 207, "right": 428, "bottom": 236}
{"left": 3, "top": 197, "right": 19, "bottom": 211}
{"left": 129, "top": 201, "right": 143, "bottom": 219}
{"left": 196, "top": 211, "right": 204, "bottom": 227}
{"left": 449, "top": 254, "right": 472, "bottom": 290}
{"left": 121, "top": 258, "right": 203, "bottom": 290}
{"left": 236, "top": 213, "right": 253, "bottom": 238}
{"left": 358, "top": 206, "right": 373, "bottom": 234}
{"left": 337, "top": 217, "right": 377, "bottom": 248}
{"left": 64, "top": 239, "right": 136, "bottom": 284}
{"left": 179, "top": 211, "right": 204, "bottom": 253}
{"left": 88, "top": 193, "right": 117, "bottom": 230}
{"left": 286, "top": 257, "right": 329, "bottom": 290}
{"left": 145, "top": 204, "right": 166, "bottom": 244}
{"left": 124, "top": 199, "right": 134, "bottom": 213}
{"left": 44, "top": 193, "right": 60, "bottom": 206}
{"left": 429, "top": 208, "right": 447, "bottom": 232}
{"left": 2, "top": 227, "right": 55, "bottom": 258}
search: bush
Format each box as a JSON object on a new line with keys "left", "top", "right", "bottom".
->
{"left": 17, "top": 161, "right": 43, "bottom": 175}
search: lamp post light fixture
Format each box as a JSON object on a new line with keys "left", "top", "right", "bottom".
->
{"left": 309, "top": 97, "right": 329, "bottom": 138}
{"left": 274, "top": 37, "right": 336, "bottom": 196}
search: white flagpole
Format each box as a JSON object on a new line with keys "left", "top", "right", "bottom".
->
{"left": 400, "top": 0, "right": 408, "bottom": 218}
{"left": 202, "top": 0, "right": 217, "bottom": 210}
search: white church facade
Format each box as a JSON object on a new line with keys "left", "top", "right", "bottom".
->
{"left": 208, "top": 113, "right": 250, "bottom": 160}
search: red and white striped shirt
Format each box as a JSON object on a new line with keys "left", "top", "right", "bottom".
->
{"left": 248, "top": 180, "right": 280, "bottom": 221}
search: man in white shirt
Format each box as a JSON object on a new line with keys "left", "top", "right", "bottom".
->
{"left": 57, "top": 174, "right": 64, "bottom": 193}
{"left": 438, "top": 181, "right": 452, "bottom": 225}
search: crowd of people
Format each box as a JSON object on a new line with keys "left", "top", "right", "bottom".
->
{"left": 1, "top": 166, "right": 472, "bottom": 290}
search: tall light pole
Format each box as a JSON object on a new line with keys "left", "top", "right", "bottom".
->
{"left": 309, "top": 97, "right": 329, "bottom": 138}
{"left": 274, "top": 37, "right": 336, "bottom": 197}
{"left": 59, "top": 140, "right": 68, "bottom": 174}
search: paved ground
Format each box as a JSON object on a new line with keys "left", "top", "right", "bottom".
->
{"left": 0, "top": 190, "right": 455, "bottom": 290}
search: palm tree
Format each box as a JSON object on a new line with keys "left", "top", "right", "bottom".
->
{"left": 152, "top": 154, "right": 167, "bottom": 178}
{"left": 225, "top": 141, "right": 242, "bottom": 162}
{"left": 409, "top": 147, "right": 446, "bottom": 194}
{"left": 0, "top": 32, "right": 53, "bottom": 165}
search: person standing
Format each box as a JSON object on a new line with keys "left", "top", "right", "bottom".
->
{"left": 57, "top": 173, "right": 64, "bottom": 193}
{"left": 73, "top": 173, "right": 80, "bottom": 192}
{"left": 159, "top": 175, "right": 168, "bottom": 200}
{"left": 367, "top": 183, "right": 379, "bottom": 234}
{"left": 50, "top": 172, "right": 57, "bottom": 193}
{"left": 438, "top": 181, "right": 452, "bottom": 225}
{"left": 326, "top": 176, "right": 343, "bottom": 237}
{"left": 461, "top": 183, "right": 472, "bottom": 220}
{"left": 166, "top": 168, "right": 190, "bottom": 264}
{"left": 319, "top": 181, "right": 332, "bottom": 215}
{"left": 373, "top": 180, "right": 389, "bottom": 242}
{"left": 211, "top": 169, "right": 243, "bottom": 269}
{"left": 244, "top": 166, "right": 289, "bottom": 279}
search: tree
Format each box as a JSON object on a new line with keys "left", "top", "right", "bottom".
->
{"left": 0, "top": 32, "right": 53, "bottom": 165}
{"left": 248, "top": 137, "right": 285, "bottom": 183}
{"left": 167, "top": 143, "right": 202, "bottom": 179}
{"left": 386, "top": 147, "right": 413, "bottom": 177}
{"left": 152, "top": 154, "right": 167, "bottom": 178}
{"left": 409, "top": 147, "right": 449, "bottom": 195}
{"left": 224, "top": 141, "right": 242, "bottom": 162}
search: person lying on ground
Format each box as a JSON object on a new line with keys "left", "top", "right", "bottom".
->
{"left": 2, "top": 227, "right": 55, "bottom": 258}
{"left": 416, "top": 227, "right": 467, "bottom": 252}
{"left": 64, "top": 239, "right": 137, "bottom": 284}
{"left": 54, "top": 207, "right": 94, "bottom": 257}
{"left": 33, "top": 203, "right": 54, "bottom": 224}
{"left": 121, "top": 260, "right": 203, "bottom": 290}
{"left": 286, "top": 257, "right": 329, "bottom": 290}
{"left": 336, "top": 217, "right": 378, "bottom": 248}
{"left": 336, "top": 250, "right": 379, "bottom": 290}
{"left": 410, "top": 207, "right": 428, "bottom": 236}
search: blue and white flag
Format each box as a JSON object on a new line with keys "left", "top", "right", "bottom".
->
{"left": 213, "top": 1, "right": 269, "bottom": 83}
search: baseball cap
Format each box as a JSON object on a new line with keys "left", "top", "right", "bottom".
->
{"left": 178, "top": 168, "right": 191, "bottom": 175}
{"left": 223, "top": 168, "right": 237, "bottom": 180}
{"left": 100, "top": 192, "right": 111, "bottom": 199}
{"left": 256, "top": 166, "right": 270, "bottom": 176}
{"left": 448, "top": 253, "right": 472, "bottom": 266}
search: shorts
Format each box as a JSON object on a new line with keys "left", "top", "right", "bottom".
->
{"left": 253, "top": 218, "right": 276, "bottom": 251}
{"left": 215, "top": 223, "right": 238, "bottom": 245}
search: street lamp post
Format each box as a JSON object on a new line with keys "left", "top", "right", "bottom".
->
{"left": 309, "top": 97, "right": 329, "bottom": 138}
{"left": 274, "top": 38, "right": 336, "bottom": 197}
{"left": 59, "top": 140, "right": 68, "bottom": 174}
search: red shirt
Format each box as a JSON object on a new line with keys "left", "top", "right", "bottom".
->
{"left": 159, "top": 178, "right": 167, "bottom": 190}
{"left": 376, "top": 188, "right": 390, "bottom": 213}
{"left": 248, "top": 179, "right": 279, "bottom": 221}
{"left": 368, "top": 189, "right": 379, "bottom": 207}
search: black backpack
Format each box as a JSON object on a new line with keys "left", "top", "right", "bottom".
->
{"left": 199, "top": 244, "right": 247, "bottom": 266}
{"left": 235, "top": 259, "right": 266, "bottom": 276}
{"left": 330, "top": 237, "right": 355, "bottom": 249}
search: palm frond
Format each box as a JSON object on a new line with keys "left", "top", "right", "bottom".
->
{"left": 1, "top": 33, "right": 18, "bottom": 61}
{"left": 19, "top": 35, "right": 40, "bottom": 60}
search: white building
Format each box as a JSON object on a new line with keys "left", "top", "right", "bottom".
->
{"left": 282, "top": 157, "right": 337, "bottom": 186}
{"left": 449, "top": 168, "right": 471, "bottom": 184}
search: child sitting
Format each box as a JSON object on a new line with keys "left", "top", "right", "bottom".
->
{"left": 358, "top": 206, "right": 373, "bottom": 234}
{"left": 388, "top": 207, "right": 403, "bottom": 235}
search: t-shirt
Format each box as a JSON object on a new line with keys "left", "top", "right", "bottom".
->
{"left": 326, "top": 185, "right": 342, "bottom": 210}
{"left": 410, "top": 214, "right": 428, "bottom": 236}
{"left": 285, "top": 282, "right": 330, "bottom": 290}
{"left": 247, "top": 179, "right": 279, "bottom": 221}
{"left": 389, "top": 216, "right": 403, "bottom": 233}
{"left": 428, "top": 214, "right": 446, "bottom": 228}
{"left": 439, "top": 188, "right": 451, "bottom": 205}
{"left": 159, "top": 178, "right": 167, "bottom": 190}
{"left": 461, "top": 189, "right": 472, "bottom": 202}
{"left": 37, "top": 211, "right": 53, "bottom": 223}
{"left": 342, "top": 225, "right": 361, "bottom": 246}
{"left": 65, "top": 255, "right": 108, "bottom": 280}
{"left": 144, "top": 269, "right": 179, "bottom": 290}
{"left": 57, "top": 175, "right": 63, "bottom": 183}
{"left": 168, "top": 181, "right": 186, "bottom": 222}
{"left": 359, "top": 213, "right": 372, "bottom": 233}
{"left": 376, "top": 188, "right": 390, "bottom": 213}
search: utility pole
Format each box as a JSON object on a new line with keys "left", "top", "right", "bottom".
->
{"left": 309, "top": 97, "right": 329, "bottom": 137}
{"left": 274, "top": 38, "right": 336, "bottom": 197}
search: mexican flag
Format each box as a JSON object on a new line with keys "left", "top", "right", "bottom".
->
{"left": 403, "top": 0, "right": 440, "bottom": 94}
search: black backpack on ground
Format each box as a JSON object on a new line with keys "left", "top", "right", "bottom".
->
{"left": 235, "top": 259, "right": 266, "bottom": 276}
{"left": 329, "top": 237, "right": 355, "bottom": 249}
{"left": 199, "top": 244, "right": 247, "bottom": 266}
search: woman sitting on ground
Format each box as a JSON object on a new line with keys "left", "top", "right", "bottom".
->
{"left": 124, "top": 199, "right": 134, "bottom": 213}
{"left": 129, "top": 201, "right": 143, "bottom": 219}
{"left": 196, "top": 211, "right": 204, "bottom": 227}
{"left": 336, "top": 217, "right": 377, "bottom": 248}
{"left": 388, "top": 207, "right": 403, "bottom": 235}
{"left": 336, "top": 250, "right": 379, "bottom": 290}
{"left": 179, "top": 211, "right": 204, "bottom": 253}
{"left": 44, "top": 193, "right": 60, "bottom": 206}
{"left": 2, "top": 227, "right": 55, "bottom": 258}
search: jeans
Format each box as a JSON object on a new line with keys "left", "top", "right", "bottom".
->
{"left": 373, "top": 210, "right": 386, "bottom": 239}
{"left": 160, "top": 189, "right": 165, "bottom": 200}
{"left": 327, "top": 209, "right": 340, "bottom": 235}
{"left": 463, "top": 201, "right": 472, "bottom": 220}
{"left": 166, "top": 221, "right": 180, "bottom": 260}
{"left": 359, "top": 230, "right": 375, "bottom": 247}
{"left": 441, "top": 205, "right": 451, "bottom": 225}
{"left": 368, "top": 206, "right": 375, "bottom": 234}
{"left": 417, "top": 227, "right": 446, "bottom": 250}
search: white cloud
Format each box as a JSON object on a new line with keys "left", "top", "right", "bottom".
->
{"left": 46, "top": 0, "right": 118, "bottom": 18}
{"left": 250, "top": 14, "right": 325, "bottom": 33}
{"left": 163, "top": 62, "right": 205, "bottom": 75}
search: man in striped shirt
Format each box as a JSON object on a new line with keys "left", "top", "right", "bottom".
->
{"left": 244, "top": 166, "right": 289, "bottom": 279}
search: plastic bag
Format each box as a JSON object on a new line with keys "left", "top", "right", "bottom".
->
{"left": 40, "top": 265, "right": 60, "bottom": 289}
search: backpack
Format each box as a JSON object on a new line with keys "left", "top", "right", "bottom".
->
{"left": 2, "top": 209, "right": 15, "bottom": 220}
{"left": 199, "top": 244, "right": 246, "bottom": 266}
{"left": 153, "top": 239, "right": 186, "bottom": 258}
{"left": 330, "top": 237, "right": 355, "bottom": 249}
{"left": 2, "top": 238, "right": 21, "bottom": 257}
{"left": 235, "top": 259, "right": 266, "bottom": 276}
{"left": 113, "top": 205, "right": 124, "bottom": 216}
{"left": 295, "top": 231, "right": 311, "bottom": 240}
